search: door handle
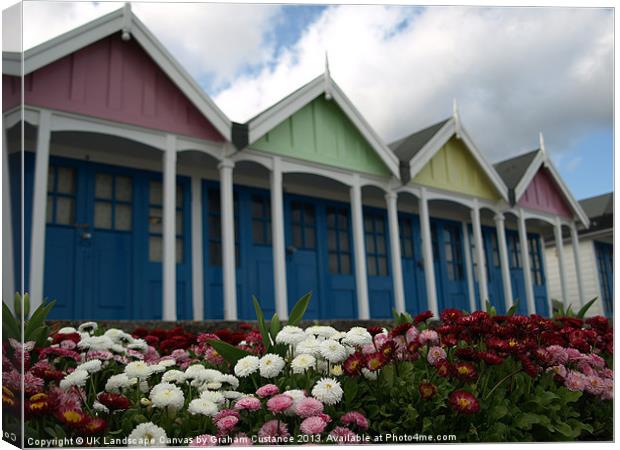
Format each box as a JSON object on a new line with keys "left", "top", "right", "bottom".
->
{"left": 286, "top": 245, "right": 298, "bottom": 256}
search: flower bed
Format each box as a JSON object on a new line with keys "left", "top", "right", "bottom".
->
{"left": 2, "top": 294, "right": 613, "bottom": 446}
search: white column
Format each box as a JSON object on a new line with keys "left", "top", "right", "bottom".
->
{"left": 517, "top": 209, "right": 536, "bottom": 314}
{"left": 570, "top": 222, "right": 585, "bottom": 307}
{"left": 494, "top": 213, "right": 513, "bottom": 312}
{"left": 385, "top": 192, "right": 405, "bottom": 314}
{"left": 419, "top": 188, "right": 438, "bottom": 317}
{"left": 2, "top": 122, "right": 15, "bottom": 309}
{"left": 29, "top": 110, "right": 51, "bottom": 312}
{"left": 554, "top": 218, "right": 569, "bottom": 310}
{"left": 270, "top": 157, "right": 288, "bottom": 319}
{"left": 218, "top": 159, "right": 237, "bottom": 320}
{"left": 350, "top": 176, "right": 369, "bottom": 319}
{"left": 471, "top": 202, "right": 489, "bottom": 305}
{"left": 190, "top": 174, "right": 204, "bottom": 320}
{"left": 539, "top": 234, "right": 553, "bottom": 315}
{"left": 162, "top": 135, "right": 177, "bottom": 321}
{"left": 461, "top": 221, "right": 476, "bottom": 312}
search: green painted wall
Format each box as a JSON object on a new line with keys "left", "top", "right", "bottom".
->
{"left": 252, "top": 95, "right": 391, "bottom": 177}
{"left": 412, "top": 137, "right": 501, "bottom": 201}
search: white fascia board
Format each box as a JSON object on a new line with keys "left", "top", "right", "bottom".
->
{"left": 408, "top": 119, "right": 456, "bottom": 177}
{"left": 513, "top": 150, "right": 545, "bottom": 201}
{"left": 2, "top": 52, "right": 22, "bottom": 76}
{"left": 543, "top": 159, "right": 591, "bottom": 228}
{"left": 129, "top": 14, "right": 232, "bottom": 141}
{"left": 248, "top": 75, "right": 323, "bottom": 143}
{"left": 459, "top": 127, "right": 509, "bottom": 201}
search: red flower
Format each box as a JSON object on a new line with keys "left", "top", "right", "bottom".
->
{"left": 56, "top": 409, "right": 88, "bottom": 428}
{"left": 144, "top": 335, "right": 160, "bottom": 347}
{"left": 440, "top": 308, "right": 464, "bottom": 324}
{"left": 52, "top": 332, "right": 81, "bottom": 345}
{"left": 132, "top": 327, "right": 149, "bottom": 338}
{"left": 518, "top": 354, "right": 540, "bottom": 378}
{"left": 586, "top": 315, "right": 610, "bottom": 332}
{"left": 379, "top": 341, "right": 397, "bottom": 360}
{"left": 434, "top": 359, "right": 452, "bottom": 378}
{"left": 441, "top": 334, "right": 458, "bottom": 347}
{"left": 82, "top": 417, "right": 107, "bottom": 435}
{"left": 454, "top": 348, "right": 478, "bottom": 361}
{"left": 418, "top": 383, "right": 437, "bottom": 400}
{"left": 2, "top": 387, "right": 17, "bottom": 411}
{"left": 454, "top": 362, "right": 478, "bottom": 382}
{"left": 365, "top": 352, "right": 387, "bottom": 371}
{"left": 98, "top": 392, "right": 130, "bottom": 411}
{"left": 478, "top": 351, "right": 503, "bottom": 365}
{"left": 389, "top": 323, "right": 412, "bottom": 338}
{"left": 31, "top": 366, "right": 64, "bottom": 382}
{"left": 414, "top": 311, "right": 434, "bottom": 323}
{"left": 407, "top": 341, "right": 420, "bottom": 354}
{"left": 367, "top": 326, "right": 384, "bottom": 337}
{"left": 449, "top": 390, "right": 480, "bottom": 414}
{"left": 26, "top": 393, "right": 49, "bottom": 416}
{"left": 343, "top": 352, "right": 365, "bottom": 376}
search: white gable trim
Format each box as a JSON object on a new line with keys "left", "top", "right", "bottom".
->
{"left": 246, "top": 75, "right": 401, "bottom": 179}
{"left": 512, "top": 151, "right": 590, "bottom": 228}
{"left": 407, "top": 118, "right": 509, "bottom": 201}
{"left": 2, "top": 5, "right": 232, "bottom": 141}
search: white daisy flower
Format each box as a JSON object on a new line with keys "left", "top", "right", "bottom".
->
{"left": 275, "top": 326, "right": 306, "bottom": 345}
{"left": 330, "top": 365, "right": 344, "bottom": 376}
{"left": 77, "top": 322, "right": 98, "bottom": 334}
{"left": 127, "top": 422, "right": 167, "bottom": 447}
{"left": 58, "top": 327, "right": 77, "bottom": 334}
{"left": 161, "top": 370, "right": 186, "bottom": 384}
{"left": 283, "top": 389, "right": 307, "bottom": 416}
{"left": 291, "top": 354, "right": 316, "bottom": 374}
{"left": 184, "top": 364, "right": 206, "bottom": 379}
{"left": 188, "top": 398, "right": 218, "bottom": 416}
{"left": 93, "top": 400, "right": 109, "bottom": 414}
{"left": 125, "top": 361, "right": 153, "bottom": 380}
{"left": 234, "top": 355, "right": 260, "bottom": 377}
{"left": 158, "top": 359, "right": 176, "bottom": 368}
{"left": 311, "top": 377, "right": 343, "bottom": 405}
{"left": 110, "top": 344, "right": 128, "bottom": 354}
{"left": 105, "top": 373, "right": 134, "bottom": 392}
{"left": 221, "top": 390, "right": 244, "bottom": 400}
{"left": 295, "top": 336, "right": 320, "bottom": 357}
{"left": 200, "top": 390, "right": 225, "bottom": 404}
{"left": 76, "top": 359, "right": 102, "bottom": 374}
{"left": 342, "top": 327, "right": 372, "bottom": 347}
{"left": 204, "top": 382, "right": 222, "bottom": 390}
{"left": 259, "top": 354, "right": 285, "bottom": 378}
{"left": 149, "top": 383, "right": 185, "bottom": 410}
{"left": 59, "top": 369, "right": 89, "bottom": 390}
{"left": 319, "top": 339, "right": 347, "bottom": 363}
{"left": 362, "top": 368, "right": 378, "bottom": 380}
{"left": 128, "top": 339, "right": 148, "bottom": 352}
{"left": 104, "top": 328, "right": 134, "bottom": 345}
{"left": 306, "top": 326, "right": 338, "bottom": 339}
{"left": 218, "top": 374, "right": 239, "bottom": 389}
{"left": 77, "top": 335, "right": 114, "bottom": 352}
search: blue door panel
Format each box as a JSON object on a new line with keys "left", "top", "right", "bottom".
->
{"left": 399, "top": 213, "right": 427, "bottom": 315}
{"left": 470, "top": 226, "right": 505, "bottom": 313}
{"left": 505, "top": 229, "right": 528, "bottom": 315}
{"left": 364, "top": 207, "right": 394, "bottom": 319}
{"left": 432, "top": 218, "right": 469, "bottom": 312}
{"left": 595, "top": 242, "right": 613, "bottom": 317}
{"left": 45, "top": 229, "right": 77, "bottom": 319}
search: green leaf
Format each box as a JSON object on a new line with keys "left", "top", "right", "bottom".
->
{"left": 270, "top": 313, "right": 281, "bottom": 341}
{"left": 506, "top": 300, "right": 519, "bottom": 316}
{"left": 489, "top": 404, "right": 508, "bottom": 421}
{"left": 514, "top": 413, "right": 541, "bottom": 430}
{"left": 206, "top": 339, "right": 251, "bottom": 365}
{"left": 252, "top": 296, "right": 271, "bottom": 350}
{"left": 287, "top": 292, "right": 312, "bottom": 326}
{"left": 25, "top": 299, "right": 56, "bottom": 339}
{"left": 577, "top": 297, "right": 598, "bottom": 319}
{"left": 2, "top": 301, "right": 20, "bottom": 341}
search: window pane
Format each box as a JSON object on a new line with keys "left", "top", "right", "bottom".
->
{"left": 338, "top": 212, "right": 348, "bottom": 229}
{"left": 252, "top": 197, "right": 263, "bottom": 218}
{"left": 326, "top": 210, "right": 336, "bottom": 227}
{"left": 377, "top": 236, "right": 386, "bottom": 254}
{"left": 327, "top": 230, "right": 337, "bottom": 251}
{"left": 176, "top": 238, "right": 183, "bottom": 263}
{"left": 176, "top": 211, "right": 183, "bottom": 235}
{"left": 364, "top": 216, "right": 373, "bottom": 231}
{"left": 56, "top": 197, "right": 74, "bottom": 225}
{"left": 115, "top": 204, "right": 132, "bottom": 231}
{"left": 304, "top": 227, "right": 315, "bottom": 249}
{"left": 447, "top": 264, "right": 455, "bottom": 281}
{"left": 209, "top": 242, "right": 222, "bottom": 266}
{"left": 304, "top": 204, "right": 315, "bottom": 225}
{"left": 149, "top": 236, "right": 162, "bottom": 262}
{"left": 94, "top": 201, "right": 112, "bottom": 229}
{"left": 116, "top": 176, "right": 132, "bottom": 202}
{"left": 328, "top": 253, "right": 339, "bottom": 273}
{"left": 57, "top": 167, "right": 75, "bottom": 194}
{"left": 367, "top": 257, "right": 377, "bottom": 276}
{"left": 95, "top": 173, "right": 113, "bottom": 199}
{"left": 209, "top": 216, "right": 221, "bottom": 240}
{"left": 46, "top": 196, "right": 53, "bottom": 223}
{"left": 378, "top": 257, "right": 388, "bottom": 276}
{"left": 292, "top": 225, "right": 302, "bottom": 248}
{"left": 444, "top": 241, "right": 453, "bottom": 262}
{"left": 208, "top": 189, "right": 221, "bottom": 210}
{"left": 47, "top": 168, "right": 55, "bottom": 193}
{"left": 292, "top": 203, "right": 301, "bottom": 222}
{"left": 149, "top": 207, "right": 163, "bottom": 233}
{"left": 376, "top": 218, "right": 384, "bottom": 233}
{"left": 339, "top": 232, "right": 349, "bottom": 252}
{"left": 341, "top": 254, "right": 351, "bottom": 274}
{"left": 252, "top": 221, "right": 264, "bottom": 244}
{"left": 365, "top": 234, "right": 375, "bottom": 253}
{"left": 150, "top": 181, "right": 162, "bottom": 205}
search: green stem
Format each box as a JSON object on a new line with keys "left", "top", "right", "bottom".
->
{"left": 483, "top": 369, "right": 521, "bottom": 401}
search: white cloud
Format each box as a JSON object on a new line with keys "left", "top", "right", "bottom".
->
{"left": 214, "top": 5, "right": 613, "bottom": 163}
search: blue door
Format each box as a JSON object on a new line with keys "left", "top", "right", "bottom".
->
{"left": 238, "top": 188, "right": 275, "bottom": 320}
{"left": 527, "top": 234, "right": 549, "bottom": 316}
{"left": 469, "top": 226, "right": 505, "bottom": 313}
{"left": 285, "top": 196, "right": 321, "bottom": 319}
{"left": 143, "top": 176, "right": 192, "bottom": 320}
{"left": 323, "top": 202, "right": 357, "bottom": 318}
{"left": 399, "top": 213, "right": 427, "bottom": 314}
{"left": 595, "top": 241, "right": 613, "bottom": 317}
{"left": 506, "top": 230, "right": 528, "bottom": 315}
{"left": 431, "top": 219, "right": 468, "bottom": 311}
{"left": 363, "top": 208, "right": 393, "bottom": 318}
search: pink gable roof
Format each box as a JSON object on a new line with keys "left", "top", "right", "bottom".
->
{"left": 6, "top": 34, "right": 224, "bottom": 142}
{"left": 517, "top": 167, "right": 573, "bottom": 218}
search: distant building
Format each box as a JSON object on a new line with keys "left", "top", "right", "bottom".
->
{"left": 545, "top": 193, "right": 613, "bottom": 317}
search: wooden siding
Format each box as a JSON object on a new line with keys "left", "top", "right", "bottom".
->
{"left": 7, "top": 35, "right": 224, "bottom": 142}
{"left": 411, "top": 137, "right": 502, "bottom": 200}
{"left": 517, "top": 168, "right": 572, "bottom": 218}
{"left": 252, "top": 95, "right": 391, "bottom": 177}
{"left": 544, "top": 240, "right": 604, "bottom": 316}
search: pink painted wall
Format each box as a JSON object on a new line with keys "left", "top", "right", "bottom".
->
{"left": 2, "top": 75, "right": 21, "bottom": 111}
{"left": 517, "top": 167, "right": 573, "bottom": 218}
{"left": 5, "top": 34, "right": 224, "bottom": 142}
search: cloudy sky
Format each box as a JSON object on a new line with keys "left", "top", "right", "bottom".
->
{"left": 3, "top": 1, "right": 613, "bottom": 200}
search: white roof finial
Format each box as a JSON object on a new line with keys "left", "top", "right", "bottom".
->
{"left": 539, "top": 131, "right": 546, "bottom": 153}
{"left": 324, "top": 51, "right": 332, "bottom": 100}
{"left": 453, "top": 98, "right": 461, "bottom": 138}
{"left": 121, "top": 2, "right": 132, "bottom": 41}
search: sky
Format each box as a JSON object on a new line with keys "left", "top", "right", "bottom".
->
{"left": 2, "top": 1, "right": 614, "bottom": 200}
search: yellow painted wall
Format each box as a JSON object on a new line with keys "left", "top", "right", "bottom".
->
{"left": 411, "top": 137, "right": 501, "bottom": 200}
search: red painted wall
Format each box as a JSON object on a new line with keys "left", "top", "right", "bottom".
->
{"left": 517, "top": 167, "right": 572, "bottom": 218}
{"left": 2, "top": 75, "right": 21, "bottom": 111}
{"left": 4, "top": 34, "right": 224, "bottom": 142}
